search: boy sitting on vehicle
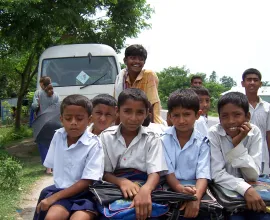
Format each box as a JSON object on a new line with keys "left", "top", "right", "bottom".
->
{"left": 209, "top": 92, "right": 269, "bottom": 219}
{"left": 162, "top": 88, "right": 211, "bottom": 219}
{"left": 89, "top": 94, "right": 117, "bottom": 136}
{"left": 34, "top": 95, "right": 104, "bottom": 220}
{"left": 101, "top": 88, "right": 168, "bottom": 220}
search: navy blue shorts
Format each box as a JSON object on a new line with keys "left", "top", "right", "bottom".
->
{"left": 33, "top": 185, "right": 97, "bottom": 220}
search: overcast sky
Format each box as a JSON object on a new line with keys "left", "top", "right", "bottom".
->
{"left": 118, "top": 0, "right": 270, "bottom": 86}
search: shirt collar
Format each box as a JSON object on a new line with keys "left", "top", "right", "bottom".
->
{"left": 57, "top": 127, "right": 96, "bottom": 146}
{"left": 125, "top": 69, "right": 144, "bottom": 84}
{"left": 112, "top": 124, "right": 148, "bottom": 138}
{"left": 165, "top": 126, "right": 198, "bottom": 142}
{"left": 215, "top": 123, "right": 255, "bottom": 137}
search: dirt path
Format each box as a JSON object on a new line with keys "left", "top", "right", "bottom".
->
{"left": 17, "top": 176, "right": 54, "bottom": 220}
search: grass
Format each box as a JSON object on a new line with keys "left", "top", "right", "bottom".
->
{"left": 0, "top": 126, "right": 43, "bottom": 219}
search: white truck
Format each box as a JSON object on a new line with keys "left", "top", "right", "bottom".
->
{"left": 37, "top": 44, "right": 120, "bottom": 100}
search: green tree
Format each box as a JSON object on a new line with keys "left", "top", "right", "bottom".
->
{"left": 219, "top": 76, "right": 237, "bottom": 89}
{"left": 209, "top": 71, "right": 217, "bottom": 83}
{"left": 157, "top": 66, "right": 191, "bottom": 107}
{"left": 262, "top": 81, "right": 269, "bottom": 86}
{"left": 0, "top": 0, "right": 153, "bottom": 129}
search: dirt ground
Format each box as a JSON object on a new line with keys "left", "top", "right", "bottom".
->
{"left": 6, "top": 139, "right": 54, "bottom": 220}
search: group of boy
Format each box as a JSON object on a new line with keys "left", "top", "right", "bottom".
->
{"left": 33, "top": 43, "right": 270, "bottom": 220}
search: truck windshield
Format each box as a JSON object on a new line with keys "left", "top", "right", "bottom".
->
{"left": 41, "top": 56, "right": 117, "bottom": 87}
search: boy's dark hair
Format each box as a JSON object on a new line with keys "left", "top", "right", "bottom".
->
{"left": 125, "top": 44, "right": 147, "bottom": 61}
{"left": 118, "top": 88, "right": 150, "bottom": 110}
{"left": 39, "top": 76, "right": 46, "bottom": 83}
{"left": 218, "top": 92, "right": 249, "bottom": 115}
{"left": 191, "top": 86, "right": 210, "bottom": 97}
{"left": 168, "top": 88, "right": 200, "bottom": 113}
{"left": 91, "top": 94, "right": 117, "bottom": 108}
{"left": 61, "top": 94, "right": 93, "bottom": 116}
{"left": 242, "top": 68, "right": 262, "bottom": 81}
{"left": 191, "top": 75, "right": 203, "bottom": 83}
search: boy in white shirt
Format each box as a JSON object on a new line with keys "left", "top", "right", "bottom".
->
{"left": 209, "top": 92, "right": 269, "bottom": 219}
{"left": 34, "top": 95, "right": 104, "bottom": 220}
{"left": 101, "top": 88, "right": 168, "bottom": 220}
{"left": 89, "top": 94, "right": 117, "bottom": 136}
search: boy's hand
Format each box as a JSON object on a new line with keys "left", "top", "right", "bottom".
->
{"left": 180, "top": 200, "right": 200, "bottom": 218}
{"left": 130, "top": 186, "right": 152, "bottom": 220}
{"left": 232, "top": 122, "right": 252, "bottom": 147}
{"left": 176, "top": 184, "right": 196, "bottom": 195}
{"left": 119, "top": 178, "right": 140, "bottom": 199}
{"left": 244, "top": 187, "right": 266, "bottom": 212}
{"left": 36, "top": 196, "right": 56, "bottom": 213}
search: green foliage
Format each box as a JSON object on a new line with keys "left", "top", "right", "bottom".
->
{"left": 209, "top": 71, "right": 217, "bottom": 83}
{"left": 158, "top": 66, "right": 228, "bottom": 112}
{"left": 0, "top": 126, "right": 33, "bottom": 148}
{"left": 0, "top": 153, "right": 22, "bottom": 190}
{"left": 157, "top": 66, "right": 191, "bottom": 108}
{"left": 219, "top": 76, "right": 237, "bottom": 89}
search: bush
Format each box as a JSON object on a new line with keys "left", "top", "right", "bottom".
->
{"left": 0, "top": 126, "right": 33, "bottom": 148}
{"left": 0, "top": 151, "right": 22, "bottom": 190}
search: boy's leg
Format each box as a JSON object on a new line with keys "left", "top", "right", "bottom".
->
{"left": 70, "top": 210, "right": 96, "bottom": 220}
{"left": 44, "top": 204, "right": 70, "bottom": 220}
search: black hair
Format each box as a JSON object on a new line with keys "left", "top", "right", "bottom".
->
{"left": 91, "top": 94, "right": 117, "bottom": 108}
{"left": 125, "top": 44, "right": 147, "bottom": 61}
{"left": 218, "top": 92, "right": 249, "bottom": 115}
{"left": 242, "top": 68, "right": 262, "bottom": 81}
{"left": 142, "top": 101, "right": 153, "bottom": 126}
{"left": 118, "top": 88, "right": 150, "bottom": 110}
{"left": 61, "top": 94, "right": 93, "bottom": 116}
{"left": 191, "top": 86, "right": 210, "bottom": 97}
{"left": 190, "top": 75, "right": 203, "bottom": 83}
{"left": 168, "top": 88, "right": 200, "bottom": 113}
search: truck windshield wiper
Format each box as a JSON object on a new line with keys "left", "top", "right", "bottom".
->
{"left": 80, "top": 72, "right": 108, "bottom": 89}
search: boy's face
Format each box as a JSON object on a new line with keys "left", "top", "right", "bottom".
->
{"left": 191, "top": 79, "right": 202, "bottom": 87}
{"left": 118, "top": 99, "right": 148, "bottom": 132}
{"left": 219, "top": 103, "right": 250, "bottom": 138}
{"left": 124, "top": 56, "right": 145, "bottom": 74}
{"left": 199, "top": 95, "right": 210, "bottom": 116}
{"left": 90, "top": 104, "right": 116, "bottom": 134}
{"left": 241, "top": 74, "right": 262, "bottom": 94}
{"left": 169, "top": 106, "right": 200, "bottom": 133}
{"left": 60, "top": 105, "right": 91, "bottom": 140}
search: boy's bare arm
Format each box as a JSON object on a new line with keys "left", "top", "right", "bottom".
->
{"left": 183, "top": 178, "right": 207, "bottom": 218}
{"left": 103, "top": 172, "right": 140, "bottom": 199}
{"left": 131, "top": 173, "right": 160, "bottom": 220}
{"left": 36, "top": 179, "right": 92, "bottom": 213}
{"left": 166, "top": 173, "right": 196, "bottom": 195}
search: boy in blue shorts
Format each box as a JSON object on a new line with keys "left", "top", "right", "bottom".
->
{"left": 89, "top": 94, "right": 117, "bottom": 136}
{"left": 101, "top": 88, "right": 168, "bottom": 220}
{"left": 209, "top": 92, "right": 268, "bottom": 219}
{"left": 162, "top": 88, "right": 211, "bottom": 219}
{"left": 34, "top": 94, "right": 104, "bottom": 220}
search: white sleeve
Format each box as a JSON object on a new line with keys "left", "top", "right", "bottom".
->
{"left": 225, "top": 126, "right": 262, "bottom": 181}
{"left": 81, "top": 139, "right": 104, "bottom": 181}
{"left": 43, "top": 132, "right": 57, "bottom": 168}
{"left": 209, "top": 130, "right": 251, "bottom": 196}
{"left": 100, "top": 133, "right": 114, "bottom": 173}
{"left": 146, "top": 135, "right": 168, "bottom": 174}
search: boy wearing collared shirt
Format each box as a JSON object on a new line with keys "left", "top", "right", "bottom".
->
{"left": 241, "top": 68, "right": 270, "bottom": 175}
{"left": 209, "top": 92, "right": 269, "bottom": 219}
{"left": 101, "top": 88, "right": 168, "bottom": 220}
{"left": 162, "top": 89, "right": 211, "bottom": 219}
{"left": 114, "top": 44, "right": 163, "bottom": 124}
{"left": 88, "top": 94, "right": 117, "bottom": 136}
{"left": 34, "top": 95, "right": 104, "bottom": 220}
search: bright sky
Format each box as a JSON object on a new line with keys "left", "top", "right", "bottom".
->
{"left": 118, "top": 0, "right": 270, "bottom": 86}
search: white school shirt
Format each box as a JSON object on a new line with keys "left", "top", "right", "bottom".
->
{"left": 147, "top": 122, "right": 167, "bottom": 136}
{"left": 249, "top": 97, "right": 270, "bottom": 169}
{"left": 162, "top": 126, "right": 211, "bottom": 180}
{"left": 101, "top": 125, "right": 168, "bottom": 174}
{"left": 194, "top": 115, "right": 208, "bottom": 137}
{"left": 44, "top": 128, "right": 104, "bottom": 189}
{"left": 209, "top": 123, "right": 262, "bottom": 196}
